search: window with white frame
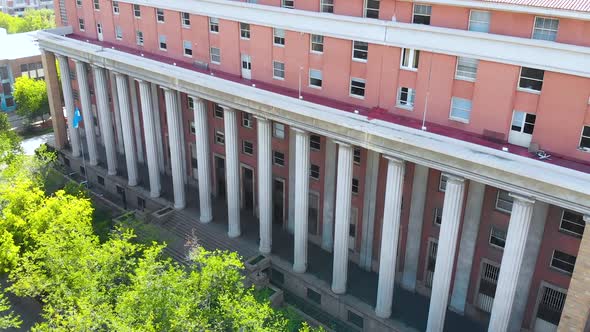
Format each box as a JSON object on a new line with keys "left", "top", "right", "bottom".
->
{"left": 214, "top": 104, "right": 224, "bottom": 118}
{"left": 400, "top": 48, "right": 419, "bottom": 70}
{"left": 352, "top": 178, "right": 359, "bottom": 194}
{"left": 133, "top": 4, "right": 141, "bottom": 18}
{"left": 352, "top": 41, "right": 368, "bottom": 61}
{"left": 310, "top": 135, "right": 321, "bottom": 151}
{"left": 469, "top": 10, "right": 490, "bottom": 32}
{"left": 397, "top": 87, "right": 416, "bottom": 109}
{"left": 350, "top": 78, "right": 366, "bottom": 98}
{"left": 187, "top": 97, "right": 195, "bottom": 111}
{"left": 438, "top": 174, "right": 448, "bottom": 192}
{"left": 449, "top": 97, "right": 472, "bottom": 123}
{"left": 413, "top": 4, "right": 431, "bottom": 25}
{"left": 156, "top": 8, "right": 165, "bottom": 22}
{"left": 282, "top": 0, "right": 294, "bottom": 8}
{"left": 273, "top": 151, "right": 285, "bottom": 166}
{"left": 115, "top": 26, "right": 123, "bottom": 40}
{"left": 310, "top": 164, "right": 320, "bottom": 180}
{"left": 159, "top": 35, "right": 167, "bottom": 51}
{"left": 240, "top": 23, "right": 250, "bottom": 39}
{"left": 136, "top": 31, "right": 144, "bottom": 46}
{"left": 536, "top": 285, "right": 567, "bottom": 326}
{"left": 93, "top": 0, "right": 100, "bottom": 10}
{"left": 215, "top": 131, "right": 225, "bottom": 145}
{"left": 320, "top": 0, "right": 334, "bottom": 13}
{"left": 78, "top": 18, "right": 85, "bottom": 31}
{"left": 209, "top": 17, "right": 219, "bottom": 32}
{"left": 433, "top": 207, "right": 443, "bottom": 225}
{"left": 455, "top": 57, "right": 478, "bottom": 81}
{"left": 189, "top": 121, "right": 196, "bottom": 134}
{"left": 112, "top": 1, "right": 119, "bottom": 14}
{"left": 489, "top": 226, "right": 506, "bottom": 249}
{"left": 533, "top": 17, "right": 559, "bottom": 41}
{"left": 242, "top": 112, "right": 252, "bottom": 128}
{"left": 273, "top": 28, "right": 285, "bottom": 46}
{"left": 242, "top": 140, "right": 254, "bottom": 155}
{"left": 580, "top": 126, "right": 590, "bottom": 150}
{"left": 550, "top": 250, "right": 576, "bottom": 274}
{"left": 353, "top": 147, "right": 361, "bottom": 164}
{"left": 309, "top": 69, "right": 322, "bottom": 88}
{"left": 181, "top": 12, "right": 191, "bottom": 27}
{"left": 273, "top": 61, "right": 285, "bottom": 79}
{"left": 210, "top": 47, "right": 221, "bottom": 64}
{"left": 311, "top": 34, "right": 324, "bottom": 53}
{"left": 559, "top": 209, "right": 585, "bottom": 237}
{"left": 518, "top": 67, "right": 544, "bottom": 92}
{"left": 76, "top": 0, "right": 82, "bottom": 6}
{"left": 183, "top": 40, "right": 192, "bottom": 57}
{"left": 273, "top": 122, "right": 285, "bottom": 139}
{"left": 495, "top": 190, "right": 514, "bottom": 213}
{"left": 364, "top": 0, "right": 380, "bottom": 19}
{"left": 510, "top": 111, "right": 536, "bottom": 135}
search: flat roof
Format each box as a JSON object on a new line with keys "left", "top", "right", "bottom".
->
{"left": 477, "top": 0, "right": 590, "bottom": 13}
{"left": 0, "top": 31, "right": 41, "bottom": 61}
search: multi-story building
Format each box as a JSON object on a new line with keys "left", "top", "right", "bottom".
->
{"left": 0, "top": 0, "right": 53, "bottom": 16}
{"left": 39, "top": 0, "right": 590, "bottom": 331}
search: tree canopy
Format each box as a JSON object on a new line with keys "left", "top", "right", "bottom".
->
{"left": 0, "top": 9, "right": 55, "bottom": 34}
{"left": 13, "top": 75, "right": 50, "bottom": 124}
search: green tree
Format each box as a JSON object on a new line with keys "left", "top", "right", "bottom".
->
{"left": 13, "top": 75, "right": 50, "bottom": 125}
{"left": 0, "top": 9, "right": 54, "bottom": 34}
{"left": 0, "top": 112, "right": 21, "bottom": 164}
{"left": 0, "top": 291, "right": 21, "bottom": 330}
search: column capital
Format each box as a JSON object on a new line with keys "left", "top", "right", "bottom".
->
{"left": 583, "top": 215, "right": 590, "bottom": 225}
{"left": 55, "top": 54, "right": 67, "bottom": 60}
{"left": 188, "top": 95, "right": 203, "bottom": 103}
{"left": 90, "top": 64, "right": 104, "bottom": 70}
{"left": 509, "top": 193, "right": 536, "bottom": 205}
{"left": 442, "top": 172, "right": 464, "bottom": 184}
{"left": 160, "top": 86, "right": 173, "bottom": 92}
{"left": 384, "top": 155, "right": 404, "bottom": 164}
{"left": 334, "top": 140, "right": 352, "bottom": 148}
{"left": 254, "top": 114, "right": 268, "bottom": 122}
{"left": 219, "top": 104, "right": 234, "bottom": 112}
{"left": 113, "top": 71, "right": 127, "bottom": 79}
{"left": 292, "top": 127, "right": 308, "bottom": 135}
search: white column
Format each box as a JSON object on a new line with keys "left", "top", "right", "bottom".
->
{"left": 114, "top": 73, "right": 138, "bottom": 187}
{"left": 151, "top": 83, "right": 165, "bottom": 172}
{"left": 360, "top": 149, "right": 380, "bottom": 270}
{"left": 73, "top": 60, "right": 98, "bottom": 166}
{"left": 288, "top": 127, "right": 296, "bottom": 233}
{"left": 56, "top": 55, "right": 80, "bottom": 157}
{"left": 223, "top": 106, "right": 241, "bottom": 238}
{"left": 91, "top": 66, "right": 117, "bottom": 176}
{"left": 193, "top": 96, "right": 213, "bottom": 223}
{"left": 375, "top": 156, "right": 405, "bottom": 318}
{"left": 163, "top": 88, "right": 186, "bottom": 210}
{"left": 331, "top": 142, "right": 354, "bottom": 294}
{"left": 109, "top": 71, "right": 125, "bottom": 155}
{"left": 137, "top": 80, "right": 161, "bottom": 198}
{"left": 488, "top": 194, "right": 535, "bottom": 332}
{"left": 321, "top": 138, "right": 337, "bottom": 252}
{"left": 426, "top": 174, "right": 465, "bottom": 332}
{"left": 128, "top": 76, "right": 144, "bottom": 164}
{"left": 292, "top": 128, "right": 310, "bottom": 273}
{"left": 257, "top": 116, "right": 272, "bottom": 254}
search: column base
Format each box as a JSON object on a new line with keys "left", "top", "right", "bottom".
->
{"left": 149, "top": 191, "right": 161, "bottom": 199}
{"left": 228, "top": 230, "right": 241, "bottom": 238}
{"left": 293, "top": 263, "right": 306, "bottom": 274}
{"left": 173, "top": 202, "right": 185, "bottom": 210}
{"left": 199, "top": 214, "right": 213, "bottom": 224}
{"left": 375, "top": 308, "right": 391, "bottom": 319}
{"left": 128, "top": 180, "right": 138, "bottom": 187}
{"left": 89, "top": 160, "right": 98, "bottom": 167}
{"left": 331, "top": 284, "right": 346, "bottom": 295}
{"left": 259, "top": 245, "right": 271, "bottom": 254}
{"left": 321, "top": 243, "right": 333, "bottom": 253}
{"left": 107, "top": 170, "right": 117, "bottom": 176}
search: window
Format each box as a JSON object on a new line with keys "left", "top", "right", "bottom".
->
{"left": 133, "top": 4, "right": 141, "bottom": 18}
{"left": 0, "top": 67, "right": 8, "bottom": 80}
{"left": 93, "top": 0, "right": 100, "bottom": 10}
{"left": 136, "top": 31, "right": 144, "bottom": 46}
{"left": 536, "top": 286, "right": 567, "bottom": 326}
{"left": 560, "top": 210, "right": 585, "bottom": 237}
{"left": 282, "top": 0, "right": 294, "bottom": 8}
{"left": 78, "top": 18, "right": 85, "bottom": 31}
{"left": 156, "top": 8, "right": 165, "bottom": 22}
{"left": 242, "top": 112, "right": 252, "bottom": 128}
{"left": 533, "top": 17, "right": 559, "bottom": 41}
{"left": 273, "top": 28, "right": 285, "bottom": 46}
{"left": 273, "top": 61, "right": 285, "bottom": 79}
{"left": 449, "top": 97, "right": 472, "bottom": 123}
{"left": 321, "top": 0, "right": 334, "bottom": 13}
{"left": 350, "top": 78, "right": 366, "bottom": 98}
{"left": 397, "top": 87, "right": 416, "bottom": 109}
{"left": 209, "top": 17, "right": 219, "bottom": 32}
{"left": 353, "top": 147, "right": 361, "bottom": 164}
{"left": 159, "top": 35, "right": 167, "bottom": 51}
{"left": 352, "top": 41, "right": 368, "bottom": 61}
{"left": 189, "top": 121, "right": 196, "bottom": 134}
{"left": 76, "top": 0, "right": 82, "bottom": 7}
{"left": 438, "top": 174, "right": 448, "bottom": 192}
{"left": 97, "top": 175, "right": 105, "bottom": 186}
{"left": 72, "top": 89, "right": 79, "bottom": 101}
{"left": 310, "top": 135, "right": 321, "bottom": 151}
{"left": 5, "top": 97, "right": 14, "bottom": 108}
{"left": 183, "top": 40, "right": 192, "bottom": 57}
{"left": 364, "top": 0, "right": 380, "bottom": 19}
{"left": 518, "top": 67, "right": 544, "bottom": 92}
{"left": 309, "top": 69, "right": 322, "bottom": 88}
{"left": 348, "top": 311, "right": 364, "bottom": 329}
{"left": 580, "top": 126, "right": 590, "bottom": 150}
{"left": 214, "top": 104, "right": 224, "bottom": 118}
{"left": 215, "top": 131, "right": 225, "bottom": 145}
{"left": 413, "top": 4, "right": 431, "bottom": 25}
{"left": 511, "top": 111, "right": 536, "bottom": 135}
{"left": 310, "top": 164, "right": 320, "bottom": 180}
{"left": 243, "top": 140, "right": 254, "bottom": 155}
{"left": 455, "top": 57, "right": 478, "bottom": 81}
{"left": 551, "top": 250, "right": 576, "bottom": 274}
{"left": 401, "top": 48, "right": 420, "bottom": 70}
{"left": 187, "top": 97, "right": 195, "bottom": 111}
{"left": 495, "top": 190, "right": 514, "bottom": 213}
{"left": 307, "top": 288, "right": 321, "bottom": 305}
{"left": 273, "top": 151, "right": 285, "bottom": 166}
{"left": 352, "top": 178, "right": 359, "bottom": 194}
{"left": 273, "top": 123, "right": 285, "bottom": 139}
{"left": 210, "top": 47, "right": 221, "bottom": 64}
{"left": 240, "top": 23, "right": 250, "bottom": 39}
{"left": 112, "top": 1, "right": 119, "bottom": 14}
{"left": 433, "top": 208, "right": 443, "bottom": 225}
{"left": 489, "top": 227, "right": 507, "bottom": 249}
{"left": 115, "top": 26, "right": 123, "bottom": 40}
{"left": 469, "top": 10, "right": 490, "bottom": 32}
{"left": 310, "top": 34, "right": 324, "bottom": 53}
{"left": 137, "top": 197, "right": 146, "bottom": 210}
{"left": 181, "top": 12, "right": 191, "bottom": 27}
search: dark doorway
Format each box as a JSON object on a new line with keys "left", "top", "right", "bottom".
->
{"left": 215, "top": 156, "right": 226, "bottom": 198}
{"left": 241, "top": 166, "right": 254, "bottom": 212}
{"left": 116, "top": 185, "right": 127, "bottom": 209}
{"left": 273, "top": 178, "right": 285, "bottom": 225}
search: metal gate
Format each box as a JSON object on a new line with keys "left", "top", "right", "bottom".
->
{"left": 425, "top": 241, "right": 438, "bottom": 288}
{"left": 476, "top": 262, "right": 499, "bottom": 313}
{"left": 535, "top": 285, "right": 566, "bottom": 332}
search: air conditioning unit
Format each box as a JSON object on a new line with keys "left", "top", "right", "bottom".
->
{"left": 193, "top": 60, "right": 209, "bottom": 71}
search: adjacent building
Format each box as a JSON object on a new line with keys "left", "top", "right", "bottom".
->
{"left": 39, "top": 0, "right": 590, "bottom": 331}
{"left": 0, "top": 0, "right": 53, "bottom": 16}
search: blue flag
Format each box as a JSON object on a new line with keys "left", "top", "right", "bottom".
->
{"left": 73, "top": 107, "right": 83, "bottom": 129}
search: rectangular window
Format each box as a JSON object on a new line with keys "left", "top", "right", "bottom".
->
{"left": 518, "top": 67, "right": 544, "bottom": 92}
{"left": 159, "top": 35, "right": 167, "bottom": 51}
{"left": 273, "top": 61, "right": 285, "bottom": 79}
{"left": 136, "top": 31, "right": 144, "bottom": 46}
{"left": 273, "top": 123, "right": 285, "bottom": 139}
{"left": 537, "top": 286, "right": 567, "bottom": 326}
{"left": 112, "top": 1, "right": 119, "bottom": 14}
{"left": 156, "top": 8, "right": 165, "bottom": 23}
{"left": 242, "top": 140, "right": 254, "bottom": 155}
{"left": 348, "top": 311, "right": 364, "bottom": 329}
{"left": 495, "top": 190, "right": 514, "bottom": 213}
{"left": 310, "top": 134, "right": 321, "bottom": 151}
{"left": 310, "top": 164, "right": 320, "bottom": 180}
{"left": 353, "top": 147, "right": 361, "bottom": 164}
{"left": 469, "top": 10, "right": 490, "bottom": 32}
{"left": 181, "top": 12, "right": 191, "bottom": 27}
{"left": 97, "top": 175, "right": 105, "bottom": 186}
{"left": 210, "top": 47, "right": 221, "bottom": 64}
{"left": 364, "top": 0, "right": 380, "bottom": 19}
{"left": 449, "top": 97, "right": 472, "bottom": 123}
{"left": 397, "top": 87, "right": 416, "bottom": 110}
{"left": 352, "top": 41, "right": 368, "bottom": 61}
{"left": 209, "top": 17, "right": 219, "bottom": 33}
{"left": 533, "top": 17, "right": 559, "bottom": 41}
{"left": 489, "top": 227, "right": 507, "bottom": 249}
{"left": 350, "top": 78, "right": 366, "bottom": 98}
{"left": 240, "top": 23, "right": 251, "bottom": 39}
{"left": 273, "top": 28, "right": 285, "bottom": 46}
{"left": 580, "top": 126, "right": 590, "bottom": 150}
{"left": 5, "top": 97, "right": 14, "bottom": 108}
{"left": 242, "top": 112, "right": 252, "bottom": 128}
{"left": 401, "top": 48, "right": 420, "bottom": 70}
{"left": 433, "top": 207, "right": 443, "bottom": 225}
{"left": 321, "top": 0, "right": 334, "bottom": 13}
{"left": 413, "top": 4, "right": 431, "bottom": 25}
{"left": 183, "top": 40, "right": 192, "bottom": 57}
{"left": 309, "top": 69, "right": 322, "bottom": 88}
{"left": 215, "top": 131, "right": 225, "bottom": 145}
{"left": 282, "top": 0, "right": 294, "bottom": 8}
{"left": 187, "top": 97, "right": 195, "bottom": 111}
{"left": 560, "top": 210, "right": 585, "bottom": 237}
{"left": 511, "top": 111, "right": 536, "bottom": 134}
{"left": 310, "top": 34, "right": 324, "bottom": 53}
{"left": 76, "top": 0, "right": 82, "bottom": 6}
{"left": 115, "top": 26, "right": 123, "bottom": 40}
{"left": 133, "top": 4, "right": 141, "bottom": 18}
{"left": 307, "top": 288, "right": 321, "bottom": 305}
{"left": 78, "top": 18, "right": 85, "bottom": 31}
{"left": 0, "top": 66, "right": 8, "bottom": 80}
{"left": 214, "top": 104, "right": 224, "bottom": 118}
{"left": 93, "top": 0, "right": 100, "bottom": 10}
{"left": 273, "top": 151, "right": 285, "bottom": 166}
{"left": 189, "top": 121, "right": 196, "bottom": 134}
{"left": 550, "top": 250, "right": 576, "bottom": 274}
{"left": 352, "top": 178, "right": 359, "bottom": 194}
{"left": 455, "top": 57, "right": 478, "bottom": 81}
{"left": 438, "top": 174, "right": 448, "bottom": 192}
